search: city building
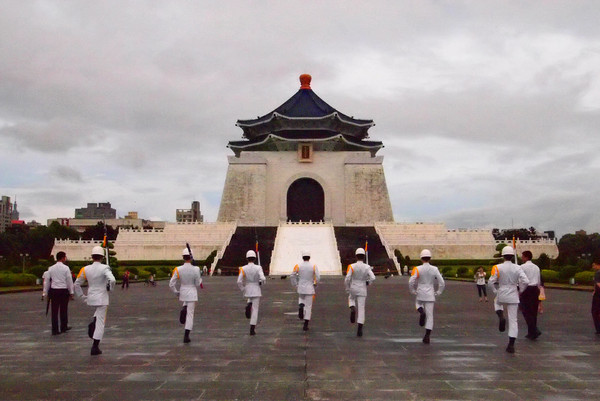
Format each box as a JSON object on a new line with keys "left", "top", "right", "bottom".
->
{"left": 176, "top": 201, "right": 203, "bottom": 223}
{"left": 0, "top": 196, "right": 13, "bottom": 233}
{"left": 75, "top": 202, "right": 116, "bottom": 219}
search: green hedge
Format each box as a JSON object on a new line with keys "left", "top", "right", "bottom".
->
{"left": 574, "top": 271, "right": 595, "bottom": 285}
{"left": 429, "top": 259, "right": 498, "bottom": 266}
{"left": 0, "top": 273, "right": 37, "bottom": 287}
{"left": 541, "top": 269, "right": 560, "bottom": 283}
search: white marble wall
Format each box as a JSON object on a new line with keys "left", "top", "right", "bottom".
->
{"left": 217, "top": 150, "right": 394, "bottom": 226}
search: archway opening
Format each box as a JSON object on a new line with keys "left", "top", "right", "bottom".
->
{"left": 287, "top": 178, "right": 324, "bottom": 222}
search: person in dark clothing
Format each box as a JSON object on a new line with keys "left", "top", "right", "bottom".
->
{"left": 591, "top": 261, "right": 600, "bottom": 335}
{"left": 519, "top": 251, "right": 543, "bottom": 340}
{"left": 42, "top": 252, "right": 74, "bottom": 335}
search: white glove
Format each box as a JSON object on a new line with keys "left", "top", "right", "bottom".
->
{"left": 81, "top": 295, "right": 88, "bottom": 302}
{"left": 434, "top": 291, "right": 441, "bottom": 297}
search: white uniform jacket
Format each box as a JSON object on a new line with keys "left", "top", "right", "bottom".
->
{"left": 169, "top": 263, "right": 202, "bottom": 302}
{"left": 344, "top": 262, "right": 375, "bottom": 297}
{"left": 520, "top": 261, "right": 542, "bottom": 288}
{"left": 291, "top": 262, "right": 320, "bottom": 295}
{"left": 237, "top": 263, "right": 265, "bottom": 298}
{"left": 43, "top": 262, "right": 74, "bottom": 296}
{"left": 488, "top": 261, "right": 530, "bottom": 304}
{"left": 409, "top": 263, "right": 445, "bottom": 302}
{"left": 74, "top": 262, "right": 116, "bottom": 306}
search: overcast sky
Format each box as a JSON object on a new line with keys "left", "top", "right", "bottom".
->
{"left": 1, "top": 1, "right": 599, "bottom": 237}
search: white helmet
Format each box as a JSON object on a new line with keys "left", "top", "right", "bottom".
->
{"left": 91, "top": 246, "right": 104, "bottom": 256}
{"left": 182, "top": 248, "right": 191, "bottom": 256}
{"left": 302, "top": 250, "right": 310, "bottom": 257}
{"left": 355, "top": 248, "right": 366, "bottom": 256}
{"left": 501, "top": 246, "right": 515, "bottom": 256}
{"left": 246, "top": 250, "right": 257, "bottom": 258}
{"left": 420, "top": 249, "right": 432, "bottom": 258}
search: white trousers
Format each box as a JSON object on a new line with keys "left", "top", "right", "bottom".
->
{"left": 500, "top": 302, "right": 519, "bottom": 338}
{"left": 299, "top": 294, "right": 314, "bottom": 321}
{"left": 92, "top": 305, "right": 108, "bottom": 340}
{"left": 183, "top": 301, "right": 196, "bottom": 331}
{"left": 415, "top": 300, "right": 435, "bottom": 330}
{"left": 248, "top": 297, "right": 260, "bottom": 325}
{"left": 494, "top": 296, "right": 503, "bottom": 312}
{"left": 348, "top": 294, "right": 366, "bottom": 324}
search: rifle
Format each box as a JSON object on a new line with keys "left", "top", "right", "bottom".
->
{"left": 186, "top": 242, "right": 203, "bottom": 289}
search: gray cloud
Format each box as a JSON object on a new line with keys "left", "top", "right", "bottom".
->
{"left": 0, "top": 1, "right": 599, "bottom": 236}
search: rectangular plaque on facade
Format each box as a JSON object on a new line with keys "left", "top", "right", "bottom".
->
{"left": 298, "top": 143, "right": 313, "bottom": 162}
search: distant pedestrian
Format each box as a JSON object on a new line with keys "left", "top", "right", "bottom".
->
{"left": 237, "top": 250, "right": 265, "bottom": 335}
{"left": 344, "top": 248, "right": 375, "bottom": 337}
{"left": 408, "top": 249, "right": 445, "bottom": 344}
{"left": 591, "top": 260, "right": 600, "bottom": 336}
{"left": 122, "top": 270, "right": 130, "bottom": 289}
{"left": 474, "top": 267, "right": 488, "bottom": 302}
{"left": 74, "top": 246, "right": 116, "bottom": 355}
{"left": 42, "top": 251, "right": 74, "bottom": 335}
{"left": 519, "top": 251, "right": 543, "bottom": 340}
{"left": 290, "top": 250, "right": 320, "bottom": 331}
{"left": 488, "top": 246, "right": 529, "bottom": 353}
{"left": 169, "top": 247, "right": 202, "bottom": 343}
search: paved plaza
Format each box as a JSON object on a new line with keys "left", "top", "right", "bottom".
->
{"left": 0, "top": 276, "right": 599, "bottom": 400}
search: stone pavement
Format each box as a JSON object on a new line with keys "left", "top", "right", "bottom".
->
{"left": 0, "top": 276, "right": 599, "bottom": 400}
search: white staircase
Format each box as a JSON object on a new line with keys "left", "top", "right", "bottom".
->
{"left": 269, "top": 221, "right": 342, "bottom": 276}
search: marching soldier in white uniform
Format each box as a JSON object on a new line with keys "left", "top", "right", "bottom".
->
{"left": 344, "top": 248, "right": 375, "bottom": 337}
{"left": 74, "top": 246, "right": 116, "bottom": 355}
{"left": 237, "top": 250, "right": 266, "bottom": 335}
{"left": 408, "top": 249, "right": 445, "bottom": 344}
{"left": 169, "top": 247, "right": 202, "bottom": 343}
{"left": 488, "top": 245, "right": 529, "bottom": 353}
{"left": 42, "top": 251, "right": 74, "bottom": 335}
{"left": 290, "top": 250, "right": 320, "bottom": 331}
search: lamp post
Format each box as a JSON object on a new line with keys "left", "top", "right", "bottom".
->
{"left": 19, "top": 253, "right": 29, "bottom": 273}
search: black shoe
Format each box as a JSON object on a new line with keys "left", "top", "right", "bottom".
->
{"left": 180, "top": 306, "right": 187, "bottom": 324}
{"left": 506, "top": 344, "right": 515, "bottom": 353}
{"left": 88, "top": 318, "right": 96, "bottom": 339}
{"left": 298, "top": 303, "right": 305, "bottom": 320}
{"left": 183, "top": 329, "right": 191, "bottom": 343}
{"left": 52, "top": 331, "right": 61, "bottom": 336}
{"left": 499, "top": 316, "right": 506, "bottom": 332}
{"left": 91, "top": 340, "right": 102, "bottom": 355}
{"left": 534, "top": 329, "right": 542, "bottom": 339}
{"left": 250, "top": 325, "right": 256, "bottom": 336}
{"left": 303, "top": 320, "right": 309, "bottom": 331}
{"left": 61, "top": 327, "right": 72, "bottom": 333}
{"left": 418, "top": 307, "right": 426, "bottom": 327}
{"left": 245, "top": 302, "right": 252, "bottom": 319}
{"left": 422, "top": 334, "right": 430, "bottom": 344}
{"left": 350, "top": 306, "right": 356, "bottom": 324}
{"left": 357, "top": 323, "right": 363, "bottom": 337}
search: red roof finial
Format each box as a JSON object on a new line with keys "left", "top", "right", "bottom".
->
{"left": 299, "top": 74, "right": 312, "bottom": 89}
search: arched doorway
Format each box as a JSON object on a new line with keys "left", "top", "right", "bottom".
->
{"left": 287, "top": 178, "right": 324, "bottom": 222}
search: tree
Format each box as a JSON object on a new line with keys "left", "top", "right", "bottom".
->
{"left": 536, "top": 253, "right": 551, "bottom": 270}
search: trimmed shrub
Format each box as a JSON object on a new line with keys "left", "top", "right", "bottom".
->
{"left": 0, "top": 273, "right": 37, "bottom": 286}
{"left": 146, "top": 267, "right": 157, "bottom": 275}
{"left": 558, "top": 265, "right": 580, "bottom": 280}
{"left": 128, "top": 267, "right": 139, "bottom": 275}
{"left": 28, "top": 265, "right": 48, "bottom": 279}
{"left": 574, "top": 271, "right": 595, "bottom": 285}
{"left": 441, "top": 266, "right": 453, "bottom": 276}
{"left": 160, "top": 266, "right": 172, "bottom": 276}
{"left": 541, "top": 269, "right": 560, "bottom": 283}
{"left": 456, "top": 267, "right": 472, "bottom": 278}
